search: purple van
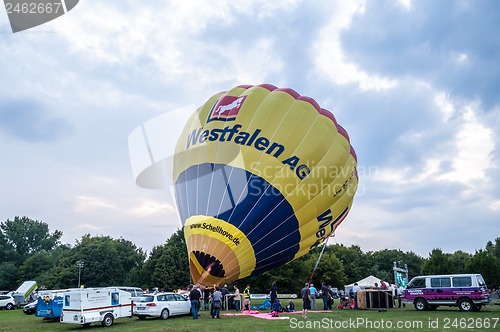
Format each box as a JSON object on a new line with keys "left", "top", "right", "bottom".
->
{"left": 401, "top": 274, "right": 490, "bottom": 312}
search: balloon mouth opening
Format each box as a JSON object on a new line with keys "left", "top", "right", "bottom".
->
{"left": 192, "top": 251, "right": 226, "bottom": 278}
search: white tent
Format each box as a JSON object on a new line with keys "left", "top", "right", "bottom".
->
{"left": 344, "top": 275, "right": 388, "bottom": 293}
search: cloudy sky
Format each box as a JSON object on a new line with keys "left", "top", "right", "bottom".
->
{"left": 1, "top": 0, "right": 499, "bottom": 259}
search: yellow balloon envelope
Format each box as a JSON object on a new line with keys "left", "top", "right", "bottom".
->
{"left": 173, "top": 84, "right": 358, "bottom": 286}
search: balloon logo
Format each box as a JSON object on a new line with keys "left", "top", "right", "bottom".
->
{"left": 173, "top": 84, "right": 358, "bottom": 286}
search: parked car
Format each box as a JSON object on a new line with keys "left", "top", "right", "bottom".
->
{"left": 401, "top": 273, "right": 490, "bottom": 312}
{"left": 23, "top": 301, "right": 37, "bottom": 315}
{"left": 133, "top": 292, "right": 191, "bottom": 320}
{"left": 0, "top": 295, "right": 15, "bottom": 310}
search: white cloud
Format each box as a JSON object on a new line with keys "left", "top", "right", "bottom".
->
{"left": 434, "top": 92, "right": 455, "bottom": 122}
{"left": 489, "top": 200, "right": 500, "bottom": 210}
{"left": 439, "top": 103, "right": 494, "bottom": 184}
{"left": 130, "top": 200, "right": 177, "bottom": 216}
{"left": 75, "top": 223, "right": 106, "bottom": 232}
{"left": 75, "top": 196, "right": 118, "bottom": 211}
{"left": 396, "top": 0, "right": 412, "bottom": 11}
{"left": 312, "top": 1, "right": 398, "bottom": 91}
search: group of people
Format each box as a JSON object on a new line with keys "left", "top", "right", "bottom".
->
{"left": 300, "top": 282, "right": 339, "bottom": 318}
{"left": 186, "top": 279, "right": 407, "bottom": 321}
{"left": 346, "top": 280, "right": 407, "bottom": 309}
{"left": 187, "top": 283, "right": 251, "bottom": 319}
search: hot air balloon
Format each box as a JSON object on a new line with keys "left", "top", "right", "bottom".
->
{"left": 173, "top": 84, "right": 358, "bottom": 286}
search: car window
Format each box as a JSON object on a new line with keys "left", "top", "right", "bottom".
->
{"left": 157, "top": 295, "right": 166, "bottom": 301}
{"left": 174, "top": 294, "right": 187, "bottom": 301}
{"left": 166, "top": 294, "right": 175, "bottom": 301}
{"left": 135, "top": 295, "right": 154, "bottom": 302}
{"left": 431, "top": 277, "right": 451, "bottom": 287}
{"left": 408, "top": 278, "right": 426, "bottom": 288}
{"left": 452, "top": 276, "right": 472, "bottom": 287}
{"left": 476, "top": 275, "right": 486, "bottom": 287}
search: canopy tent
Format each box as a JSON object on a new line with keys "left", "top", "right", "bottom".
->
{"left": 344, "top": 275, "right": 389, "bottom": 293}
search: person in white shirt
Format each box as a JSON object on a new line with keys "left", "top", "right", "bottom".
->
{"left": 352, "top": 283, "right": 361, "bottom": 309}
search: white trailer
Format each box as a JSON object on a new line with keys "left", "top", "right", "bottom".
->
{"left": 60, "top": 288, "right": 132, "bottom": 327}
{"left": 12, "top": 280, "right": 37, "bottom": 308}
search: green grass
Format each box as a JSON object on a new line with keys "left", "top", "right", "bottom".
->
{"left": 1, "top": 302, "right": 499, "bottom": 332}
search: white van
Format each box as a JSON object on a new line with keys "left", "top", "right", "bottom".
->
{"left": 401, "top": 274, "right": 490, "bottom": 311}
{"left": 110, "top": 286, "right": 144, "bottom": 298}
{"left": 60, "top": 288, "right": 132, "bottom": 327}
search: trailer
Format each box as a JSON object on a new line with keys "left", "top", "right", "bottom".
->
{"left": 12, "top": 281, "right": 37, "bottom": 308}
{"left": 60, "top": 288, "right": 132, "bottom": 327}
{"left": 36, "top": 289, "right": 77, "bottom": 319}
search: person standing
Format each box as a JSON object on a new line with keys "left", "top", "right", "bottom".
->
{"left": 352, "top": 282, "right": 361, "bottom": 309}
{"left": 327, "top": 285, "right": 334, "bottom": 309}
{"left": 309, "top": 283, "right": 317, "bottom": 310}
{"left": 321, "top": 282, "right": 329, "bottom": 310}
{"left": 211, "top": 287, "right": 223, "bottom": 318}
{"left": 269, "top": 282, "right": 278, "bottom": 305}
{"left": 232, "top": 285, "right": 241, "bottom": 311}
{"left": 203, "top": 286, "right": 211, "bottom": 311}
{"left": 243, "top": 284, "right": 251, "bottom": 310}
{"left": 395, "top": 284, "right": 404, "bottom": 308}
{"left": 301, "top": 282, "right": 311, "bottom": 319}
{"left": 189, "top": 285, "right": 202, "bottom": 319}
{"left": 221, "top": 284, "right": 229, "bottom": 310}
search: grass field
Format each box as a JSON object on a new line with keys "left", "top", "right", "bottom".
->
{"left": 1, "top": 301, "right": 499, "bottom": 332}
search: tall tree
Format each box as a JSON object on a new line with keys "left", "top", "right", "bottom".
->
{"left": 308, "top": 251, "right": 347, "bottom": 288}
{"left": 0, "top": 262, "right": 19, "bottom": 290}
{"left": 142, "top": 230, "right": 190, "bottom": 291}
{"left": 366, "top": 249, "right": 424, "bottom": 282}
{"left": 0, "top": 232, "right": 17, "bottom": 263}
{"left": 0, "top": 216, "right": 62, "bottom": 261}
{"left": 485, "top": 237, "right": 500, "bottom": 260}
{"left": 421, "top": 248, "right": 452, "bottom": 275}
{"left": 40, "top": 235, "right": 145, "bottom": 289}
{"left": 465, "top": 249, "right": 500, "bottom": 288}
{"left": 448, "top": 250, "right": 472, "bottom": 274}
{"left": 73, "top": 235, "right": 145, "bottom": 287}
{"left": 329, "top": 244, "right": 369, "bottom": 284}
{"left": 18, "top": 245, "right": 71, "bottom": 285}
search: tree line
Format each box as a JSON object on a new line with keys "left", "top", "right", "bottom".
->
{"left": 1, "top": 216, "right": 499, "bottom": 293}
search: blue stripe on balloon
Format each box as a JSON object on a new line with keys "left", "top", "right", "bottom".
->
{"left": 175, "top": 163, "right": 300, "bottom": 273}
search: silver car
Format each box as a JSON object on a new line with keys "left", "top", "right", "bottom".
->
{"left": 133, "top": 292, "right": 191, "bottom": 320}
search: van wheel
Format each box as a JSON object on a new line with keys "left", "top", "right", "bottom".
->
{"left": 414, "top": 298, "right": 428, "bottom": 311}
{"left": 160, "top": 308, "right": 170, "bottom": 320}
{"left": 5, "top": 303, "right": 14, "bottom": 310}
{"left": 101, "top": 314, "right": 114, "bottom": 327}
{"left": 458, "top": 298, "right": 474, "bottom": 312}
